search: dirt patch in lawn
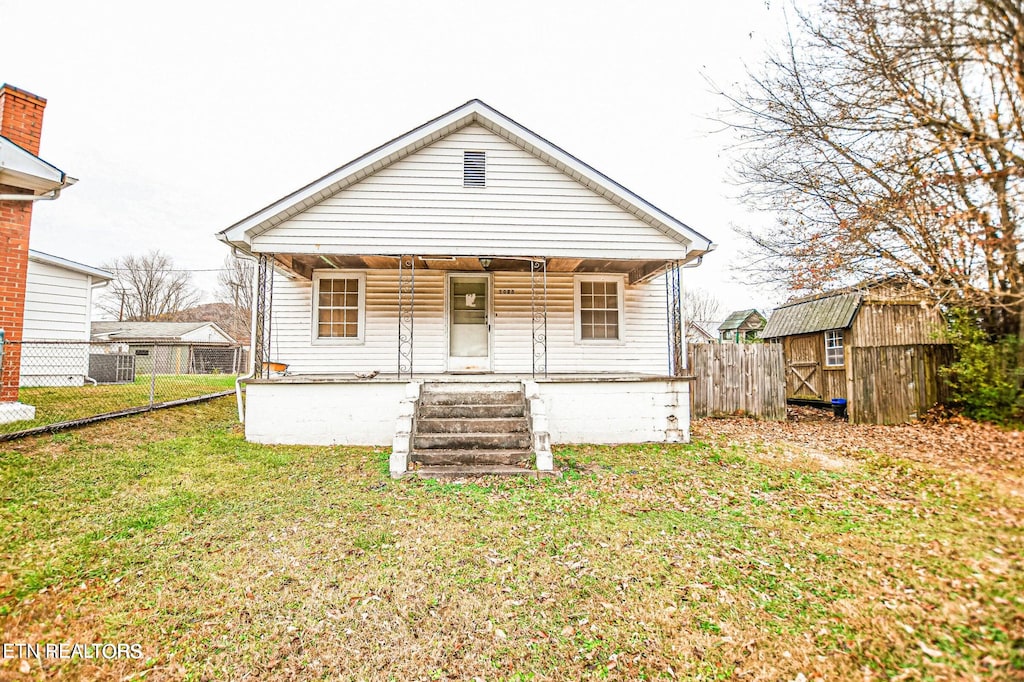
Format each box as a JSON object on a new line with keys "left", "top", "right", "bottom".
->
{"left": 695, "top": 406, "right": 1024, "bottom": 499}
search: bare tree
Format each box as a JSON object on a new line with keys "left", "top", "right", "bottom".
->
{"left": 723, "top": 0, "right": 1024, "bottom": 336}
{"left": 100, "top": 250, "right": 200, "bottom": 321}
{"left": 216, "top": 253, "right": 254, "bottom": 339}
{"left": 684, "top": 287, "right": 725, "bottom": 322}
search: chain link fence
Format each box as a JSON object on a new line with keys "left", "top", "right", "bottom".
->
{"left": 0, "top": 340, "right": 248, "bottom": 439}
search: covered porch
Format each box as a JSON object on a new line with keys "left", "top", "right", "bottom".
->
{"left": 248, "top": 252, "right": 690, "bottom": 381}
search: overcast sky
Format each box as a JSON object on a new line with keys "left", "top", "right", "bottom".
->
{"left": 1, "top": 0, "right": 789, "bottom": 318}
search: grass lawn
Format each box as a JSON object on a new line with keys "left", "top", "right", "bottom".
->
{"left": 1, "top": 398, "right": 1021, "bottom": 680}
{"left": 5, "top": 375, "right": 238, "bottom": 433}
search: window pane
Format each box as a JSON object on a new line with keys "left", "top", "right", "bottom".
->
{"left": 581, "top": 281, "right": 595, "bottom": 296}
{"left": 318, "top": 323, "right": 332, "bottom": 337}
{"left": 318, "top": 309, "right": 331, "bottom": 323}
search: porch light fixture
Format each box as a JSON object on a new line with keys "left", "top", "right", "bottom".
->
{"left": 479, "top": 258, "right": 492, "bottom": 268}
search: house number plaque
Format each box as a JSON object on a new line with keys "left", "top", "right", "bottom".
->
{"left": 498, "top": 289, "right": 515, "bottom": 295}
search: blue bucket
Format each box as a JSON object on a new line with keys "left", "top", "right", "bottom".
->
{"left": 831, "top": 398, "right": 848, "bottom": 419}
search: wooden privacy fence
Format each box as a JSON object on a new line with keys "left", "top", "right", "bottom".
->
{"left": 688, "top": 343, "right": 787, "bottom": 420}
{"left": 849, "top": 344, "right": 954, "bottom": 424}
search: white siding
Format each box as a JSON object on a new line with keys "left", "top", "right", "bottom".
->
{"left": 20, "top": 259, "right": 95, "bottom": 387}
{"left": 268, "top": 269, "right": 670, "bottom": 375}
{"left": 22, "top": 259, "right": 93, "bottom": 340}
{"left": 252, "top": 124, "right": 689, "bottom": 260}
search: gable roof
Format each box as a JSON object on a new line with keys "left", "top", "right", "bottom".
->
{"left": 718, "top": 309, "right": 766, "bottom": 332}
{"left": 28, "top": 250, "right": 112, "bottom": 282}
{"left": 217, "top": 100, "right": 714, "bottom": 260}
{"left": 0, "top": 135, "right": 76, "bottom": 195}
{"left": 91, "top": 321, "right": 235, "bottom": 343}
{"left": 761, "top": 293, "right": 862, "bottom": 339}
{"left": 688, "top": 319, "right": 721, "bottom": 339}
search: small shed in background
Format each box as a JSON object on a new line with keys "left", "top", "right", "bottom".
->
{"left": 718, "top": 309, "right": 767, "bottom": 343}
{"left": 761, "top": 279, "right": 951, "bottom": 424}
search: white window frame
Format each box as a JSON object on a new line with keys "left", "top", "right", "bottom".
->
{"left": 311, "top": 270, "right": 366, "bottom": 345}
{"left": 824, "top": 329, "right": 845, "bottom": 367}
{"left": 574, "top": 274, "right": 626, "bottom": 345}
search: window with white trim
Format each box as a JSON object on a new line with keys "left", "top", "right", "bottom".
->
{"left": 576, "top": 276, "right": 623, "bottom": 341}
{"left": 824, "top": 330, "right": 845, "bottom": 366}
{"left": 313, "top": 272, "right": 364, "bottom": 341}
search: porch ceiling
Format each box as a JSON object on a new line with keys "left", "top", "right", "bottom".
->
{"left": 273, "top": 254, "right": 674, "bottom": 284}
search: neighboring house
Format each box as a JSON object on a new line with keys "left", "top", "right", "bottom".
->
{"left": 0, "top": 83, "right": 77, "bottom": 423}
{"left": 217, "top": 99, "right": 716, "bottom": 476}
{"left": 718, "top": 309, "right": 766, "bottom": 343}
{"left": 687, "top": 320, "right": 720, "bottom": 345}
{"left": 91, "top": 321, "right": 240, "bottom": 375}
{"left": 761, "top": 279, "right": 947, "bottom": 412}
{"left": 19, "top": 250, "right": 112, "bottom": 387}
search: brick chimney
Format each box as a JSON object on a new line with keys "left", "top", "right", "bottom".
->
{"left": 0, "top": 84, "right": 46, "bottom": 155}
{"left": 0, "top": 84, "right": 48, "bottom": 405}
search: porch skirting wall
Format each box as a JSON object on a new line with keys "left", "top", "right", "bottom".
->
{"left": 243, "top": 377, "right": 690, "bottom": 447}
{"left": 244, "top": 381, "right": 407, "bottom": 445}
{"left": 538, "top": 379, "right": 690, "bottom": 444}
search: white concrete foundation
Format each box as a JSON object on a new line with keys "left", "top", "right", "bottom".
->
{"left": 0, "top": 401, "right": 36, "bottom": 425}
{"left": 535, "top": 379, "right": 690, "bottom": 444}
{"left": 242, "top": 376, "right": 691, "bottom": 449}
{"left": 244, "top": 381, "right": 407, "bottom": 445}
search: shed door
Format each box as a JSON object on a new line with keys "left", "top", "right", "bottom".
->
{"left": 786, "top": 335, "right": 823, "bottom": 400}
{"left": 447, "top": 274, "right": 492, "bottom": 372}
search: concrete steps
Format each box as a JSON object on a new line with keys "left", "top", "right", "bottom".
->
{"left": 410, "top": 382, "right": 536, "bottom": 472}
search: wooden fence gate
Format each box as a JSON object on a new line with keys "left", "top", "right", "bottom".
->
{"left": 849, "top": 344, "right": 954, "bottom": 424}
{"left": 688, "top": 343, "right": 787, "bottom": 420}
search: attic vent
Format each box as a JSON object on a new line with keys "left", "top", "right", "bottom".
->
{"left": 463, "top": 151, "right": 485, "bottom": 187}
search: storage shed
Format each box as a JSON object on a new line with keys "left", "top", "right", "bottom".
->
{"left": 761, "top": 280, "right": 950, "bottom": 423}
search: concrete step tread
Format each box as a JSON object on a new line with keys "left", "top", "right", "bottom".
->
{"left": 411, "top": 448, "right": 534, "bottom": 457}
{"left": 411, "top": 449, "right": 534, "bottom": 465}
{"left": 417, "top": 404, "right": 526, "bottom": 418}
{"left": 414, "top": 433, "right": 532, "bottom": 447}
{"left": 419, "top": 392, "right": 525, "bottom": 406}
{"left": 421, "top": 382, "right": 522, "bottom": 392}
{"left": 416, "top": 417, "right": 529, "bottom": 434}
{"left": 414, "top": 465, "right": 559, "bottom": 479}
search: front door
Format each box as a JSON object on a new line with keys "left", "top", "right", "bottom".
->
{"left": 447, "top": 274, "right": 491, "bottom": 372}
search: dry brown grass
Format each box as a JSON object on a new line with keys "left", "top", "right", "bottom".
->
{"left": 1, "top": 399, "right": 1021, "bottom": 680}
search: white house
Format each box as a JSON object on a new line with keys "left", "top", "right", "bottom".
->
{"left": 217, "top": 100, "right": 715, "bottom": 477}
{"left": 19, "top": 250, "right": 112, "bottom": 387}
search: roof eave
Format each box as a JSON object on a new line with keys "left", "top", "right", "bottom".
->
{"left": 218, "top": 100, "right": 714, "bottom": 253}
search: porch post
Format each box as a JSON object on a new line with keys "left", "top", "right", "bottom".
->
{"left": 664, "top": 260, "right": 684, "bottom": 376}
{"left": 531, "top": 259, "right": 548, "bottom": 378}
{"left": 252, "top": 253, "right": 275, "bottom": 379}
{"left": 397, "top": 256, "right": 415, "bottom": 378}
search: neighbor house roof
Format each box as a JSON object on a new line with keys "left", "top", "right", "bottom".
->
{"left": 718, "top": 309, "right": 765, "bottom": 332}
{"left": 0, "top": 135, "right": 76, "bottom": 195}
{"left": 689, "top": 320, "right": 721, "bottom": 339}
{"left": 28, "top": 249, "right": 112, "bottom": 282}
{"left": 761, "top": 293, "right": 862, "bottom": 339}
{"left": 217, "top": 99, "right": 714, "bottom": 260}
{"left": 91, "top": 321, "right": 234, "bottom": 343}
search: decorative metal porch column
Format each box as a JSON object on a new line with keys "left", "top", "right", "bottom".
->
{"left": 397, "top": 256, "right": 415, "bottom": 378}
{"left": 531, "top": 258, "right": 548, "bottom": 378}
{"left": 252, "top": 253, "right": 275, "bottom": 379}
{"left": 664, "top": 260, "right": 684, "bottom": 376}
